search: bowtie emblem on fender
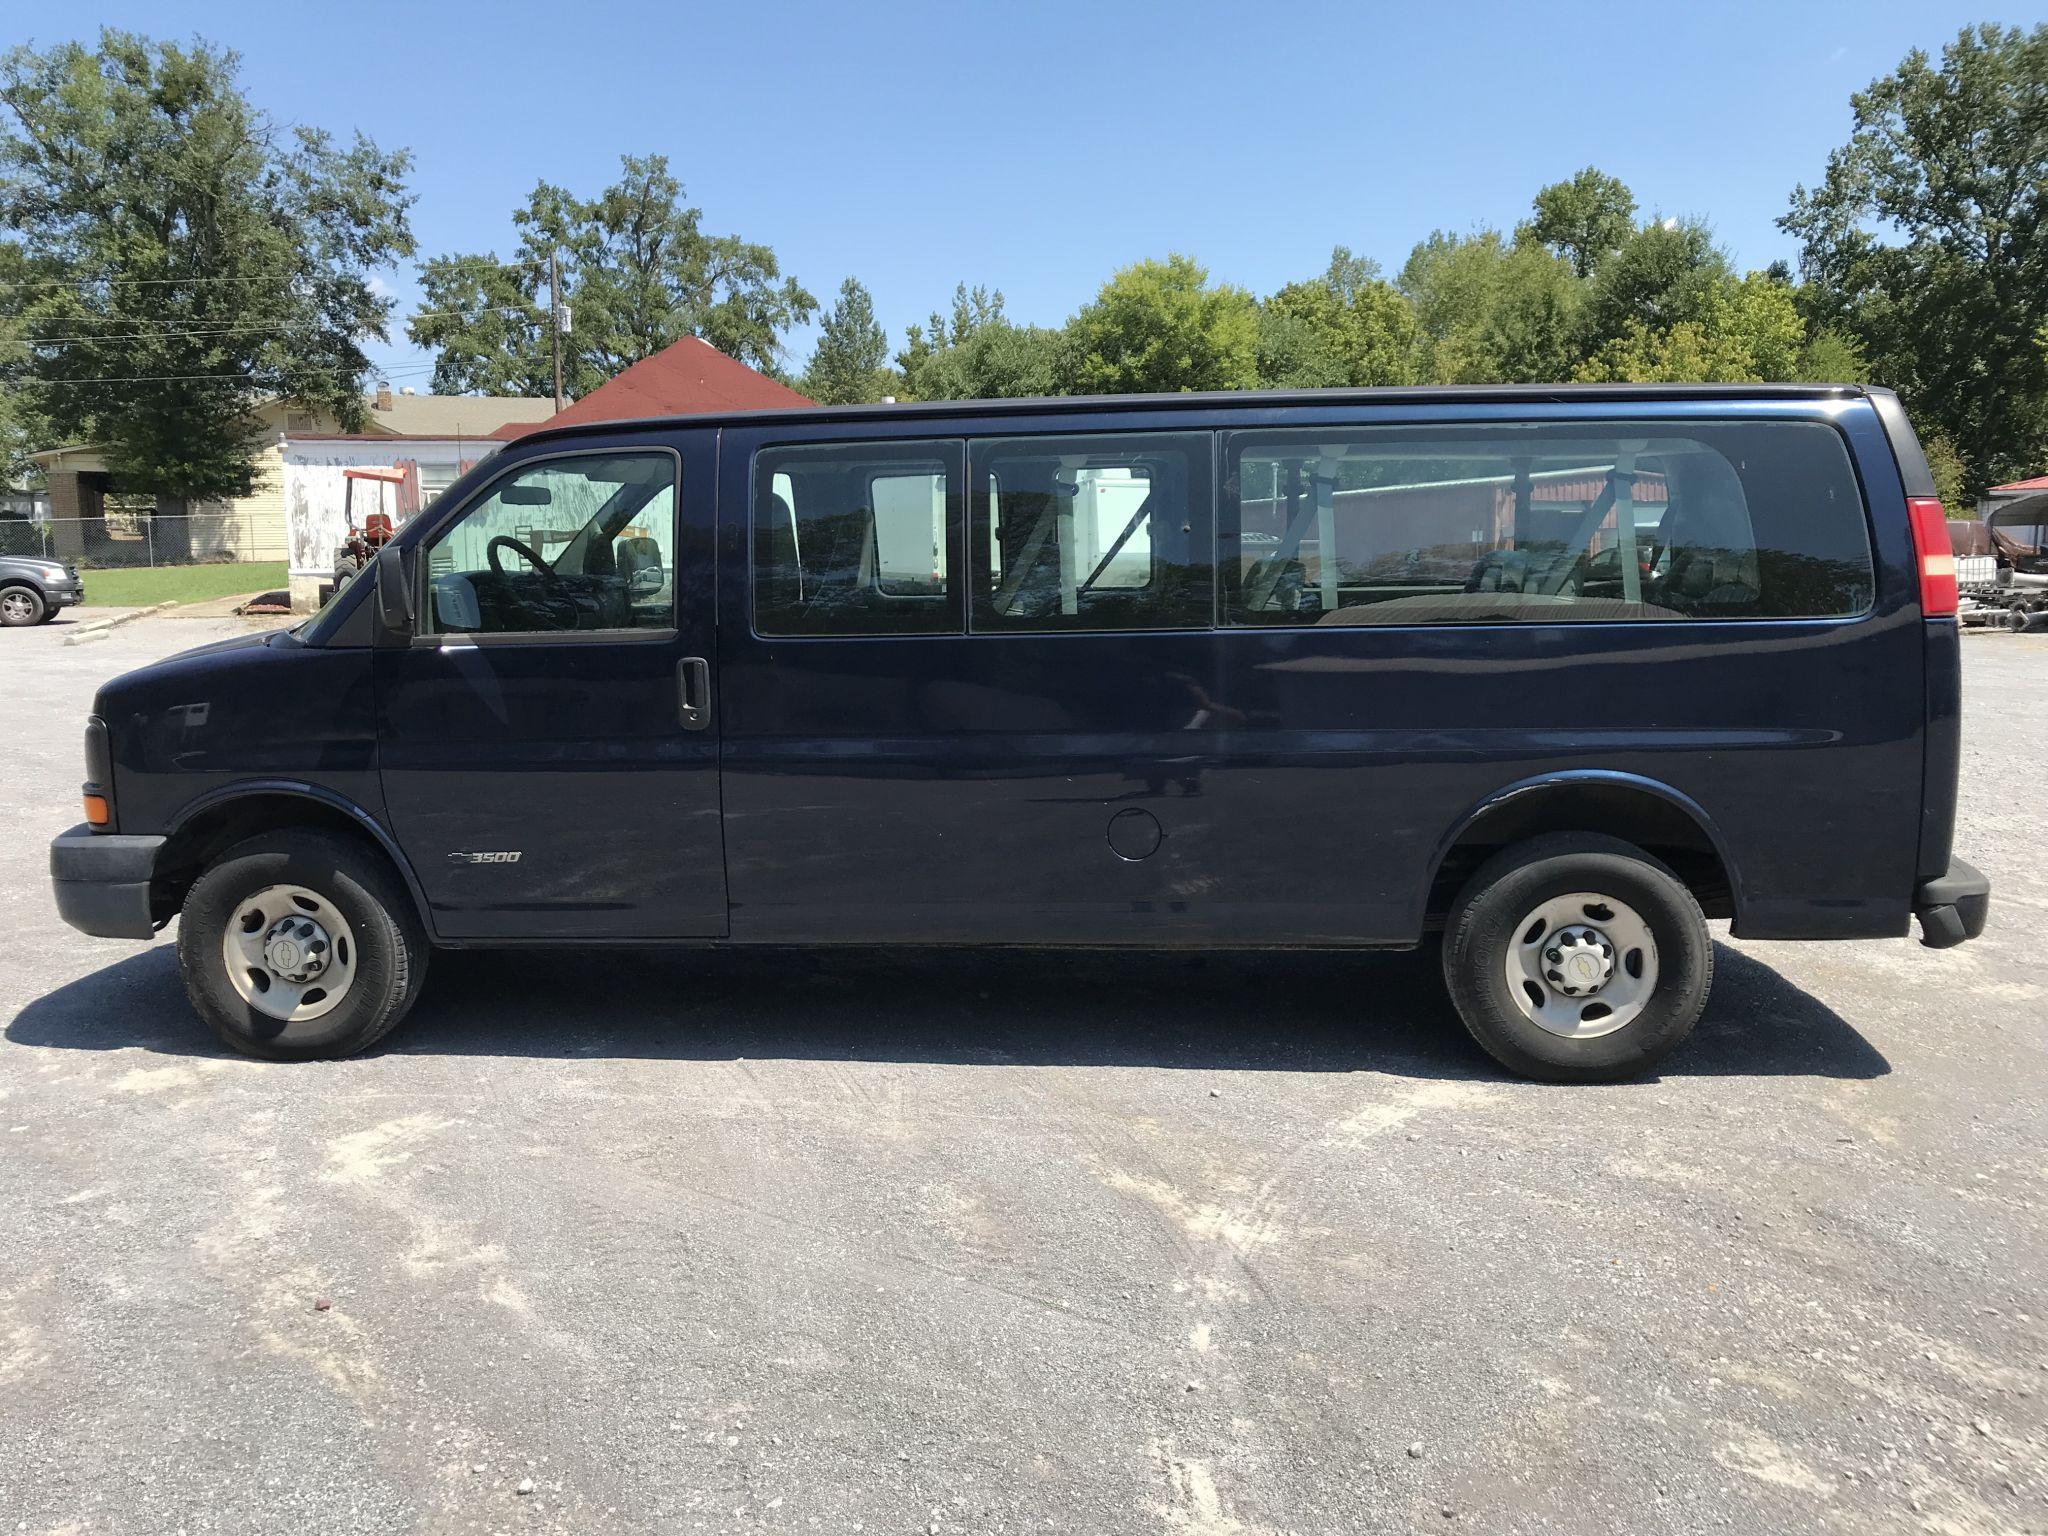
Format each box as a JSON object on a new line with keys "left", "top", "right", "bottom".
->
{"left": 447, "top": 851, "right": 523, "bottom": 864}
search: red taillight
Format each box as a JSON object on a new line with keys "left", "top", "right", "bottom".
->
{"left": 1906, "top": 496, "right": 1957, "bottom": 618}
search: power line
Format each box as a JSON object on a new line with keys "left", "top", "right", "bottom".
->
{"left": 15, "top": 305, "right": 543, "bottom": 345}
{"left": 0, "top": 272, "right": 308, "bottom": 292}
{"left": 15, "top": 361, "right": 439, "bottom": 387}
{"left": 0, "top": 256, "right": 543, "bottom": 293}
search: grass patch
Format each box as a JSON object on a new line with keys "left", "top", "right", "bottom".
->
{"left": 78, "top": 561, "right": 288, "bottom": 608}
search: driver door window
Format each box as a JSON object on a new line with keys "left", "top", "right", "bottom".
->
{"left": 424, "top": 450, "right": 678, "bottom": 635}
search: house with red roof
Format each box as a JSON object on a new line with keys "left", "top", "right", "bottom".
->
{"left": 493, "top": 336, "right": 811, "bottom": 441}
{"left": 270, "top": 340, "right": 805, "bottom": 608}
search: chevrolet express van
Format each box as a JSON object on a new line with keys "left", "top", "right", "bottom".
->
{"left": 48, "top": 384, "right": 1989, "bottom": 1081}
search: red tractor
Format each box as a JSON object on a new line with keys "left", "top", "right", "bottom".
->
{"left": 333, "top": 465, "right": 409, "bottom": 589}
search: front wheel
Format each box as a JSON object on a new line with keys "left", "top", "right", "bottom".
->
{"left": 1442, "top": 833, "right": 1712, "bottom": 1083}
{"left": 178, "top": 829, "right": 428, "bottom": 1061}
{"left": 0, "top": 584, "right": 45, "bottom": 626}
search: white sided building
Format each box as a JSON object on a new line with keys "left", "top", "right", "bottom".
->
{"left": 281, "top": 388, "right": 555, "bottom": 609}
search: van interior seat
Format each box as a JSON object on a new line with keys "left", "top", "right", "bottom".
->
{"left": 616, "top": 536, "right": 663, "bottom": 585}
{"left": 1464, "top": 546, "right": 1586, "bottom": 596}
{"left": 1654, "top": 468, "right": 1760, "bottom": 612}
{"left": 1240, "top": 554, "right": 1308, "bottom": 612}
{"left": 1662, "top": 546, "right": 1759, "bottom": 610}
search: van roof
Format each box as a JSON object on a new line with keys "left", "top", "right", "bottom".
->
{"left": 506, "top": 381, "right": 1878, "bottom": 449}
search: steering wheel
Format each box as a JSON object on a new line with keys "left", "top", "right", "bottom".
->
{"left": 487, "top": 534, "right": 551, "bottom": 576}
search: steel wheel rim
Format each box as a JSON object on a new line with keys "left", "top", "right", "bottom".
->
{"left": 221, "top": 884, "right": 358, "bottom": 1023}
{"left": 1, "top": 591, "right": 32, "bottom": 621}
{"left": 1504, "top": 890, "right": 1658, "bottom": 1039}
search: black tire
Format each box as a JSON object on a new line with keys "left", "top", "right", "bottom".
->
{"left": 0, "top": 584, "right": 45, "bottom": 627}
{"left": 334, "top": 552, "right": 363, "bottom": 587}
{"left": 177, "top": 829, "right": 428, "bottom": 1062}
{"left": 1442, "top": 832, "right": 1712, "bottom": 1083}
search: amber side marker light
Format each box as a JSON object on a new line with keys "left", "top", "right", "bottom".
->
{"left": 82, "top": 794, "right": 110, "bottom": 827}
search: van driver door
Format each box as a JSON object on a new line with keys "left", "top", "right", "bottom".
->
{"left": 373, "top": 430, "right": 726, "bottom": 940}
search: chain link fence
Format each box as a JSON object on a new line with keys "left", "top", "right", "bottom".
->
{"left": 0, "top": 507, "right": 285, "bottom": 569}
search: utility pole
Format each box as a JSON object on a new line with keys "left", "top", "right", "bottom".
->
{"left": 549, "top": 250, "right": 564, "bottom": 414}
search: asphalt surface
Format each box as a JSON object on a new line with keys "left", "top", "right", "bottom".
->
{"left": 2, "top": 612, "right": 2044, "bottom": 1536}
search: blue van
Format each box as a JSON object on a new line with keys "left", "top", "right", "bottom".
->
{"left": 48, "top": 384, "right": 1988, "bottom": 1081}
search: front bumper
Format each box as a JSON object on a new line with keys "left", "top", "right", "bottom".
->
{"left": 1914, "top": 856, "right": 1990, "bottom": 950}
{"left": 49, "top": 581, "right": 83, "bottom": 608}
{"left": 50, "top": 823, "right": 163, "bottom": 939}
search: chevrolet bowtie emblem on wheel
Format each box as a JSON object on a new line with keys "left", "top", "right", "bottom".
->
{"left": 447, "top": 851, "right": 522, "bottom": 864}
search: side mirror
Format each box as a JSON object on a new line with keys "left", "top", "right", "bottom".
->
{"left": 629, "top": 564, "right": 665, "bottom": 597}
{"left": 375, "top": 542, "right": 414, "bottom": 639}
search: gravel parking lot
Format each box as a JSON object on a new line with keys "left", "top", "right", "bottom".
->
{"left": 2, "top": 613, "right": 2043, "bottom": 1535}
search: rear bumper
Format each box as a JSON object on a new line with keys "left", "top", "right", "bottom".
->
{"left": 49, "top": 823, "right": 163, "bottom": 940}
{"left": 1914, "top": 856, "right": 1990, "bottom": 950}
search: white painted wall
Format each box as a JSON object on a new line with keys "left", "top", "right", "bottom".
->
{"left": 282, "top": 438, "right": 502, "bottom": 610}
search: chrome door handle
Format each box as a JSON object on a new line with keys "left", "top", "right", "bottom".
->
{"left": 678, "top": 656, "right": 711, "bottom": 731}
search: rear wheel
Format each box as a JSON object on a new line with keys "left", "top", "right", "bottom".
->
{"left": 1442, "top": 833, "right": 1711, "bottom": 1082}
{"left": 0, "top": 584, "right": 44, "bottom": 626}
{"left": 178, "top": 829, "right": 427, "bottom": 1061}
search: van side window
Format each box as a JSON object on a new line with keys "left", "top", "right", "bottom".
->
{"left": 423, "top": 450, "right": 677, "bottom": 635}
{"left": 1220, "top": 422, "right": 1873, "bottom": 626}
{"left": 753, "top": 441, "right": 961, "bottom": 636}
{"left": 970, "top": 433, "right": 1213, "bottom": 632}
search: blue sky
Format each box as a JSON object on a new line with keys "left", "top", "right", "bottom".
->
{"left": 34, "top": 0, "right": 2036, "bottom": 388}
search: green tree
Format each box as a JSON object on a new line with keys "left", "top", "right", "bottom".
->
{"left": 1319, "top": 245, "right": 1382, "bottom": 304}
{"left": 1400, "top": 230, "right": 1505, "bottom": 380}
{"left": 1577, "top": 217, "right": 1731, "bottom": 355}
{"left": 800, "top": 277, "right": 892, "bottom": 404}
{"left": 1481, "top": 243, "right": 1583, "bottom": 382}
{"left": 898, "top": 284, "right": 995, "bottom": 384}
{"left": 895, "top": 284, "right": 1062, "bottom": 401}
{"left": 1399, "top": 231, "right": 1579, "bottom": 383}
{"left": 405, "top": 256, "right": 539, "bottom": 398}
{"left": 1783, "top": 24, "right": 2048, "bottom": 492}
{"left": 0, "top": 31, "right": 414, "bottom": 513}
{"left": 1923, "top": 430, "right": 1971, "bottom": 513}
{"left": 1577, "top": 272, "right": 1806, "bottom": 384}
{"left": 1257, "top": 249, "right": 1417, "bottom": 388}
{"left": 1063, "top": 255, "right": 1258, "bottom": 395}
{"left": 0, "top": 240, "right": 40, "bottom": 488}
{"left": 1521, "top": 168, "right": 1637, "bottom": 277}
{"left": 1795, "top": 327, "right": 1870, "bottom": 384}
{"left": 1255, "top": 293, "right": 1350, "bottom": 389}
{"left": 411, "top": 154, "right": 814, "bottom": 397}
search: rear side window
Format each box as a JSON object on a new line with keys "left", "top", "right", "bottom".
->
{"left": 970, "top": 432, "right": 1213, "bottom": 632}
{"left": 753, "top": 440, "right": 961, "bottom": 636}
{"left": 1221, "top": 422, "right": 1873, "bottom": 625}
